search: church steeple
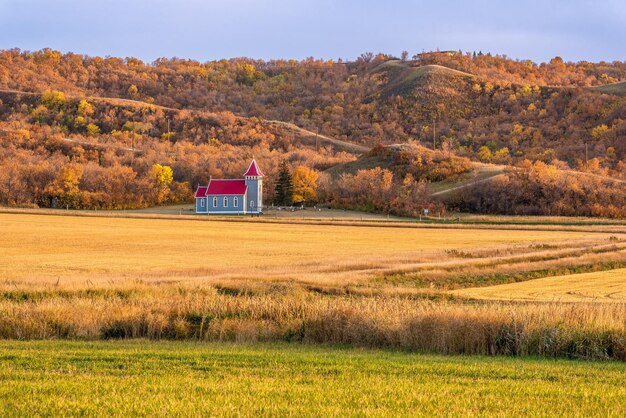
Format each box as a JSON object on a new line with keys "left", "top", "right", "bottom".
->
{"left": 244, "top": 159, "right": 264, "bottom": 178}
{"left": 244, "top": 159, "right": 263, "bottom": 213}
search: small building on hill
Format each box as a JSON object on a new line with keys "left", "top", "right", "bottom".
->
{"left": 195, "top": 159, "right": 264, "bottom": 215}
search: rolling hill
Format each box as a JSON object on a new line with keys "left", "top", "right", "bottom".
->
{"left": 371, "top": 60, "right": 475, "bottom": 97}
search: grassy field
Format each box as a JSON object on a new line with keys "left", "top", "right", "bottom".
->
{"left": 455, "top": 268, "right": 626, "bottom": 303}
{"left": 1, "top": 212, "right": 625, "bottom": 361}
{"left": 1, "top": 341, "right": 625, "bottom": 416}
{"left": 3, "top": 212, "right": 617, "bottom": 288}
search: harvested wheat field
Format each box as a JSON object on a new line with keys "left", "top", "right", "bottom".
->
{"left": 0, "top": 212, "right": 622, "bottom": 290}
{"left": 455, "top": 268, "right": 626, "bottom": 303}
{"left": 1, "top": 212, "right": 625, "bottom": 361}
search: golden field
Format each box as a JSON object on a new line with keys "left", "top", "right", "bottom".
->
{"left": 1, "top": 212, "right": 622, "bottom": 289}
{"left": 1, "top": 212, "right": 625, "bottom": 360}
{"left": 455, "top": 268, "right": 626, "bottom": 303}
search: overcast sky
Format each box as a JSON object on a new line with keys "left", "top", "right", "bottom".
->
{"left": 1, "top": 0, "right": 624, "bottom": 63}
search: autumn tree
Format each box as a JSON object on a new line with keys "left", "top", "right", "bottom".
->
{"left": 477, "top": 146, "right": 493, "bottom": 162}
{"left": 151, "top": 164, "right": 174, "bottom": 204}
{"left": 40, "top": 90, "right": 66, "bottom": 110}
{"left": 86, "top": 123, "right": 100, "bottom": 136}
{"left": 57, "top": 163, "right": 83, "bottom": 208}
{"left": 291, "top": 165, "right": 319, "bottom": 205}
{"left": 77, "top": 100, "right": 94, "bottom": 117}
{"left": 127, "top": 84, "right": 139, "bottom": 98}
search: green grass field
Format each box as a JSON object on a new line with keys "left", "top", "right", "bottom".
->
{"left": 1, "top": 341, "right": 625, "bottom": 416}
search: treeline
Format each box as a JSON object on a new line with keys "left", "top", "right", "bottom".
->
{"left": 449, "top": 160, "right": 626, "bottom": 218}
{"left": 414, "top": 51, "right": 626, "bottom": 87}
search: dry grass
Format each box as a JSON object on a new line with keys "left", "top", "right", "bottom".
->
{"left": 1, "top": 212, "right": 625, "bottom": 359}
{"left": 1, "top": 284, "right": 624, "bottom": 359}
{"left": 455, "top": 268, "right": 626, "bottom": 303}
{"left": 1, "top": 213, "right": 612, "bottom": 289}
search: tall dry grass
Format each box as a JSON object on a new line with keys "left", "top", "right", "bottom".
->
{"left": 1, "top": 283, "right": 624, "bottom": 360}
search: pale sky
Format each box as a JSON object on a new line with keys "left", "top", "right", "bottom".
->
{"left": 0, "top": 0, "right": 624, "bottom": 63}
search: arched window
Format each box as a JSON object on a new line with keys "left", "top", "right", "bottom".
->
{"left": 250, "top": 200, "right": 255, "bottom": 209}
{"left": 212, "top": 197, "right": 217, "bottom": 207}
{"left": 200, "top": 199, "right": 205, "bottom": 208}
{"left": 233, "top": 196, "right": 238, "bottom": 207}
{"left": 223, "top": 196, "right": 228, "bottom": 207}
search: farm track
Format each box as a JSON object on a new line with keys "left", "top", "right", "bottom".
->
{"left": 431, "top": 173, "right": 505, "bottom": 197}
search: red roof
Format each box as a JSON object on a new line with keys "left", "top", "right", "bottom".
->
{"left": 194, "top": 186, "right": 208, "bottom": 198}
{"left": 244, "top": 159, "right": 264, "bottom": 177}
{"left": 205, "top": 179, "right": 247, "bottom": 195}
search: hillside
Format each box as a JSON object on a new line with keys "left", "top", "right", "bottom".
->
{"left": 1, "top": 49, "right": 625, "bottom": 163}
{"left": 326, "top": 143, "right": 503, "bottom": 196}
{"left": 0, "top": 88, "right": 361, "bottom": 209}
{"left": 0, "top": 49, "right": 625, "bottom": 216}
{"left": 371, "top": 60, "right": 475, "bottom": 97}
{"left": 265, "top": 119, "right": 369, "bottom": 154}
{"left": 0, "top": 87, "right": 367, "bottom": 155}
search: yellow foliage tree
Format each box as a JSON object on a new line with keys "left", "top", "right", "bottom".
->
{"left": 291, "top": 166, "right": 319, "bottom": 205}
{"left": 77, "top": 99, "right": 94, "bottom": 117}
{"left": 494, "top": 147, "right": 511, "bottom": 164}
{"left": 477, "top": 146, "right": 493, "bottom": 162}
{"left": 41, "top": 90, "right": 66, "bottom": 110}
{"left": 152, "top": 164, "right": 173, "bottom": 186}
{"left": 60, "top": 164, "right": 83, "bottom": 195}
{"left": 128, "top": 84, "right": 139, "bottom": 97}
{"left": 591, "top": 124, "right": 609, "bottom": 138}
{"left": 151, "top": 164, "right": 174, "bottom": 204}
{"left": 86, "top": 123, "right": 100, "bottom": 137}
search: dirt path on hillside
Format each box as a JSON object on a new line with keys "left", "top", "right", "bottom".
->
{"left": 266, "top": 120, "right": 369, "bottom": 153}
{"left": 431, "top": 173, "right": 506, "bottom": 197}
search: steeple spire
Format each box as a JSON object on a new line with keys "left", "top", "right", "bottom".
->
{"left": 244, "top": 159, "right": 264, "bottom": 177}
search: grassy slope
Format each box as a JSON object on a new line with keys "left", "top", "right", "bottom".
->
{"left": 430, "top": 162, "right": 505, "bottom": 195}
{"left": 590, "top": 81, "right": 626, "bottom": 95}
{"left": 266, "top": 119, "right": 369, "bottom": 154}
{"left": 326, "top": 144, "right": 624, "bottom": 200}
{"left": 1, "top": 341, "right": 625, "bottom": 416}
{"left": 372, "top": 60, "right": 475, "bottom": 97}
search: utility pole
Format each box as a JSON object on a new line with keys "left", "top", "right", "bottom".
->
{"left": 167, "top": 117, "right": 170, "bottom": 141}
{"left": 432, "top": 115, "right": 436, "bottom": 150}
{"left": 316, "top": 127, "right": 320, "bottom": 152}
